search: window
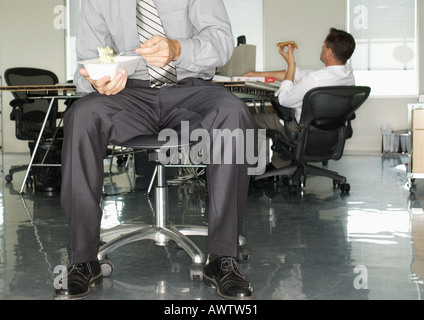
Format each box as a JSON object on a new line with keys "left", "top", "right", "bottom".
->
{"left": 347, "top": 0, "right": 418, "bottom": 96}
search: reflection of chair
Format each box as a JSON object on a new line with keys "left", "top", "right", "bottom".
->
{"left": 97, "top": 135, "right": 249, "bottom": 280}
{"left": 4, "top": 68, "right": 64, "bottom": 191}
{"left": 256, "top": 86, "right": 371, "bottom": 194}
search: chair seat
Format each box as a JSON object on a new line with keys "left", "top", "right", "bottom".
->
{"left": 120, "top": 134, "right": 192, "bottom": 150}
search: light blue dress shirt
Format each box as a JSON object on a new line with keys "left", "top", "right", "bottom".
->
{"left": 74, "top": 0, "right": 234, "bottom": 93}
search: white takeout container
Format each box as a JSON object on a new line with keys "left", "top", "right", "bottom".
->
{"left": 78, "top": 56, "right": 141, "bottom": 80}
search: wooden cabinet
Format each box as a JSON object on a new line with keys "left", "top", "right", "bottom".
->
{"left": 408, "top": 104, "right": 424, "bottom": 193}
{"left": 412, "top": 108, "right": 424, "bottom": 173}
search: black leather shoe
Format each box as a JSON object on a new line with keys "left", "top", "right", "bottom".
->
{"left": 203, "top": 256, "right": 254, "bottom": 300}
{"left": 53, "top": 260, "right": 103, "bottom": 300}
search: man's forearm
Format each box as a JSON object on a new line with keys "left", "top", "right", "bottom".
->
{"left": 244, "top": 70, "right": 286, "bottom": 81}
{"left": 283, "top": 63, "right": 296, "bottom": 82}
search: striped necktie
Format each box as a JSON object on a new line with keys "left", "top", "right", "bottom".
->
{"left": 136, "top": 0, "right": 178, "bottom": 87}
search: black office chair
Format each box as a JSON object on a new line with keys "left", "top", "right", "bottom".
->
{"left": 255, "top": 86, "right": 371, "bottom": 194}
{"left": 4, "top": 67, "right": 64, "bottom": 191}
{"left": 97, "top": 135, "right": 249, "bottom": 280}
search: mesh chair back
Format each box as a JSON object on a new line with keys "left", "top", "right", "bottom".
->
{"left": 298, "top": 86, "right": 370, "bottom": 162}
{"left": 4, "top": 68, "right": 60, "bottom": 140}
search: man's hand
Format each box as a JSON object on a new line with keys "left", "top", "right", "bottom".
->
{"left": 279, "top": 44, "right": 296, "bottom": 68}
{"left": 80, "top": 68, "right": 128, "bottom": 96}
{"left": 135, "top": 35, "right": 181, "bottom": 67}
{"left": 279, "top": 45, "right": 296, "bottom": 82}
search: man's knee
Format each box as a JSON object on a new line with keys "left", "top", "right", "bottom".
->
{"left": 64, "top": 94, "right": 106, "bottom": 127}
{"left": 217, "top": 95, "right": 254, "bottom": 130}
{"left": 252, "top": 113, "right": 281, "bottom": 131}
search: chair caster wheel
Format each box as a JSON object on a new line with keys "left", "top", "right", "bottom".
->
{"left": 100, "top": 259, "right": 114, "bottom": 277}
{"left": 190, "top": 263, "right": 204, "bottom": 281}
{"left": 340, "top": 183, "right": 350, "bottom": 193}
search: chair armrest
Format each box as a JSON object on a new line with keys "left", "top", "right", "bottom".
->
{"left": 271, "top": 100, "right": 293, "bottom": 122}
{"left": 9, "top": 98, "right": 36, "bottom": 121}
{"left": 346, "top": 113, "right": 356, "bottom": 139}
{"left": 9, "top": 98, "right": 34, "bottom": 108}
{"left": 270, "top": 99, "right": 300, "bottom": 140}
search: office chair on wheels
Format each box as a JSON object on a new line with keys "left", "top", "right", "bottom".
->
{"left": 97, "top": 135, "right": 249, "bottom": 280}
{"left": 255, "top": 86, "right": 371, "bottom": 194}
{"left": 4, "top": 67, "right": 64, "bottom": 192}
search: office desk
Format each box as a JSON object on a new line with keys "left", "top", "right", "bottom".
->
{"left": 221, "top": 81, "right": 278, "bottom": 114}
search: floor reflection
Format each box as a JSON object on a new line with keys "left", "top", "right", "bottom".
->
{"left": 0, "top": 154, "right": 423, "bottom": 300}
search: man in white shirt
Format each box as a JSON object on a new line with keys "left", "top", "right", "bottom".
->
{"left": 246, "top": 28, "right": 356, "bottom": 170}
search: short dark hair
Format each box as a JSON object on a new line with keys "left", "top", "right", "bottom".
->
{"left": 325, "top": 28, "right": 356, "bottom": 64}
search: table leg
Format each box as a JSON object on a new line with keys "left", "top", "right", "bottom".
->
{"left": 19, "top": 98, "right": 56, "bottom": 194}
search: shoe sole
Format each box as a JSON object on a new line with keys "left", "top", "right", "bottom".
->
{"left": 203, "top": 273, "right": 254, "bottom": 300}
{"left": 53, "top": 272, "right": 103, "bottom": 300}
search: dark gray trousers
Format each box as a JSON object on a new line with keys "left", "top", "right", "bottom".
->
{"left": 61, "top": 78, "right": 254, "bottom": 264}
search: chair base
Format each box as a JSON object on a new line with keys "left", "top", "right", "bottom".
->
{"left": 5, "top": 165, "right": 29, "bottom": 183}
{"left": 98, "top": 223, "right": 208, "bottom": 280}
{"left": 255, "top": 162, "right": 350, "bottom": 194}
{"left": 97, "top": 223, "right": 249, "bottom": 280}
{"left": 98, "top": 157, "right": 250, "bottom": 281}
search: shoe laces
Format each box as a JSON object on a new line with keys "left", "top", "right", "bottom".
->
{"left": 67, "top": 262, "right": 91, "bottom": 277}
{"left": 220, "top": 257, "right": 241, "bottom": 274}
{"left": 219, "top": 257, "right": 250, "bottom": 288}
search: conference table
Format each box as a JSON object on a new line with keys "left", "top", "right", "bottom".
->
{"left": 0, "top": 81, "right": 277, "bottom": 193}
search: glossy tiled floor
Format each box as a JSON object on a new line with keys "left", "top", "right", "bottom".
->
{"left": 0, "top": 153, "right": 423, "bottom": 300}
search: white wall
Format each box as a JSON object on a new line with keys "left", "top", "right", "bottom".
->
{"left": 0, "top": 0, "right": 66, "bottom": 153}
{"left": 0, "top": 0, "right": 423, "bottom": 154}
{"left": 263, "top": 0, "right": 423, "bottom": 154}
